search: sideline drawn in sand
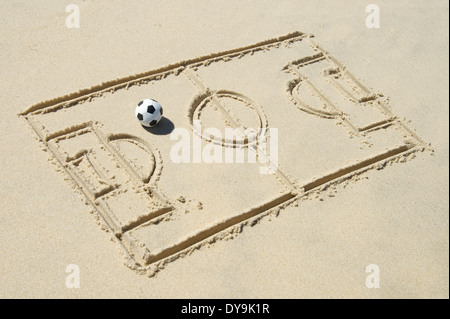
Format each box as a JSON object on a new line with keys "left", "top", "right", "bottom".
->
{"left": 20, "top": 31, "right": 429, "bottom": 276}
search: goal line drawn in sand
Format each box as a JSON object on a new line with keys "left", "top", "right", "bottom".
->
{"left": 20, "top": 31, "right": 429, "bottom": 276}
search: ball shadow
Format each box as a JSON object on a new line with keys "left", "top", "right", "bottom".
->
{"left": 142, "top": 117, "right": 175, "bottom": 135}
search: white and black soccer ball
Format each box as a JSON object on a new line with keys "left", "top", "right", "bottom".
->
{"left": 135, "top": 99, "right": 163, "bottom": 127}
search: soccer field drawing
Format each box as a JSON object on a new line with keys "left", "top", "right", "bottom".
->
{"left": 20, "top": 31, "right": 427, "bottom": 275}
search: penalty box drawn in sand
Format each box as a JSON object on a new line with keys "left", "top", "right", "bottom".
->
{"left": 20, "top": 31, "right": 427, "bottom": 272}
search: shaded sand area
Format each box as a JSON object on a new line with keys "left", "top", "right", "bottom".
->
{"left": 0, "top": 1, "right": 448, "bottom": 298}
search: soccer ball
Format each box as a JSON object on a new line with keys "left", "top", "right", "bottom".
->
{"left": 135, "top": 99, "right": 163, "bottom": 127}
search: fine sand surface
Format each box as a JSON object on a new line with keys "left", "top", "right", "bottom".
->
{"left": 0, "top": 0, "right": 448, "bottom": 298}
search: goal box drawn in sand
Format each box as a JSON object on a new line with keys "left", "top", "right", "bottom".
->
{"left": 20, "top": 31, "right": 427, "bottom": 274}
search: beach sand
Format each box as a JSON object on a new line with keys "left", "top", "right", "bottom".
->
{"left": 0, "top": 0, "right": 448, "bottom": 298}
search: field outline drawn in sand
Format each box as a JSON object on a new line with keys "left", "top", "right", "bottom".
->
{"left": 20, "top": 31, "right": 429, "bottom": 276}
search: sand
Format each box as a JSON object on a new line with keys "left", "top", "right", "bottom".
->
{"left": 0, "top": 0, "right": 448, "bottom": 298}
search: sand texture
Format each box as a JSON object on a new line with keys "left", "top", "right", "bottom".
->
{"left": 0, "top": 0, "right": 448, "bottom": 298}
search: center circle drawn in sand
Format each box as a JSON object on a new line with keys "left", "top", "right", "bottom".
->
{"left": 188, "top": 90, "right": 268, "bottom": 147}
